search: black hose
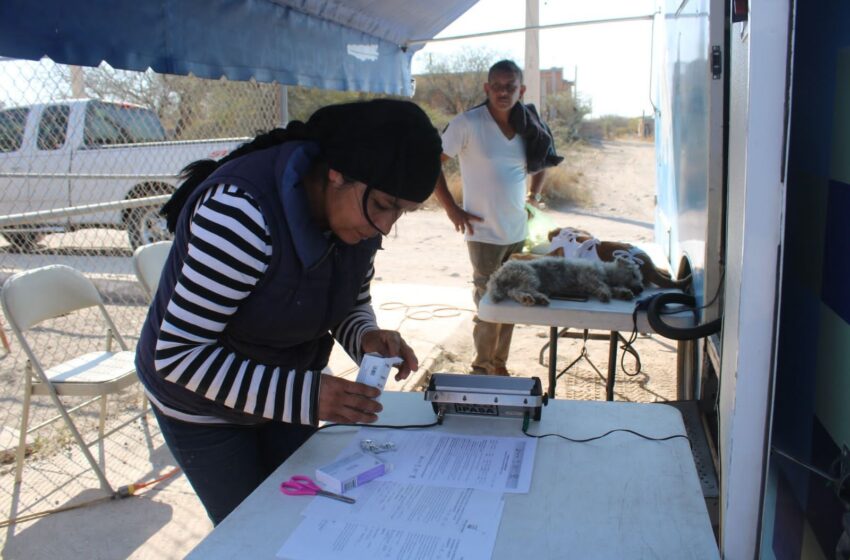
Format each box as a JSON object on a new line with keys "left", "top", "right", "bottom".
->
{"left": 646, "top": 292, "right": 721, "bottom": 340}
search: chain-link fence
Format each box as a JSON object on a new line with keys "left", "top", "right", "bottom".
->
{"left": 0, "top": 58, "right": 326, "bottom": 508}
{"left": 0, "top": 54, "right": 590, "bottom": 513}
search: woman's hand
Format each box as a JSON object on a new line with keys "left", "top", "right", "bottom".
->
{"left": 361, "top": 329, "right": 418, "bottom": 381}
{"left": 317, "top": 376, "right": 382, "bottom": 424}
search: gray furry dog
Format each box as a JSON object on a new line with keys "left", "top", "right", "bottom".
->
{"left": 487, "top": 257, "right": 644, "bottom": 306}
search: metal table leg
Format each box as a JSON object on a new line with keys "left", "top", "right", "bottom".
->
{"left": 548, "top": 326, "right": 558, "bottom": 398}
{"left": 606, "top": 331, "right": 619, "bottom": 401}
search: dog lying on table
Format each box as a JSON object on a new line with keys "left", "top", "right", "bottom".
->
{"left": 511, "top": 227, "right": 691, "bottom": 290}
{"left": 487, "top": 256, "right": 644, "bottom": 306}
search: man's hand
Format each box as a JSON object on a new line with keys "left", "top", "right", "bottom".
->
{"left": 361, "top": 329, "right": 418, "bottom": 381}
{"left": 317, "top": 375, "right": 382, "bottom": 424}
{"left": 433, "top": 164, "right": 483, "bottom": 235}
{"left": 446, "top": 204, "right": 484, "bottom": 235}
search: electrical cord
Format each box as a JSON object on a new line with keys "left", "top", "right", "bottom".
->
{"left": 619, "top": 302, "right": 650, "bottom": 377}
{"left": 315, "top": 410, "right": 444, "bottom": 433}
{"left": 315, "top": 421, "right": 442, "bottom": 432}
{"left": 318, "top": 412, "right": 692, "bottom": 449}
{"left": 618, "top": 268, "right": 728, "bottom": 374}
{"left": 646, "top": 269, "right": 726, "bottom": 341}
{"left": 0, "top": 467, "right": 182, "bottom": 528}
{"left": 378, "top": 302, "right": 475, "bottom": 331}
{"left": 521, "top": 412, "right": 691, "bottom": 449}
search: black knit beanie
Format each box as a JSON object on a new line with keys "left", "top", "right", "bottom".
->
{"left": 306, "top": 99, "right": 443, "bottom": 204}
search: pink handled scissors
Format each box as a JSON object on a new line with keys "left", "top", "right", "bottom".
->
{"left": 280, "top": 475, "right": 356, "bottom": 504}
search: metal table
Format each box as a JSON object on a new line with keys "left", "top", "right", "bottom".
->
{"left": 478, "top": 288, "right": 695, "bottom": 399}
{"left": 186, "top": 392, "right": 718, "bottom": 559}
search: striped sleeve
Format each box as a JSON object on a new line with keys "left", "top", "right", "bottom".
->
{"left": 153, "top": 184, "right": 320, "bottom": 425}
{"left": 331, "top": 256, "right": 379, "bottom": 364}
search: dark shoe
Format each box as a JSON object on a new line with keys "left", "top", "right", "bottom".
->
{"left": 494, "top": 367, "right": 510, "bottom": 376}
{"left": 470, "top": 366, "right": 489, "bottom": 375}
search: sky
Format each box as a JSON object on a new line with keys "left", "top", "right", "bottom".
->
{"left": 1, "top": 0, "right": 656, "bottom": 117}
{"left": 411, "top": 0, "right": 657, "bottom": 117}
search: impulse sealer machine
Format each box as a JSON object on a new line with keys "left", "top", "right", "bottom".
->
{"left": 424, "top": 373, "right": 546, "bottom": 421}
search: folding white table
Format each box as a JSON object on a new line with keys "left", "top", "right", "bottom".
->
{"left": 185, "top": 392, "right": 718, "bottom": 559}
{"left": 477, "top": 288, "right": 696, "bottom": 399}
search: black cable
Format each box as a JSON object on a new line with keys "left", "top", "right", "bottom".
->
{"left": 318, "top": 414, "right": 692, "bottom": 450}
{"left": 626, "top": 267, "right": 727, "bottom": 346}
{"left": 646, "top": 269, "right": 726, "bottom": 340}
{"left": 647, "top": 292, "right": 722, "bottom": 340}
{"left": 619, "top": 306, "right": 645, "bottom": 377}
{"left": 521, "top": 412, "right": 691, "bottom": 448}
{"left": 523, "top": 426, "right": 691, "bottom": 447}
{"left": 315, "top": 419, "right": 441, "bottom": 433}
{"left": 615, "top": 295, "right": 658, "bottom": 378}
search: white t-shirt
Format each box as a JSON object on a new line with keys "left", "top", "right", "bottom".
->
{"left": 442, "top": 105, "right": 528, "bottom": 245}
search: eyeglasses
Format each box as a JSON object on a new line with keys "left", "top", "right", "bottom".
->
{"left": 361, "top": 186, "right": 404, "bottom": 236}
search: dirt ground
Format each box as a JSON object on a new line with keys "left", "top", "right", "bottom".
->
{"left": 374, "top": 138, "right": 679, "bottom": 403}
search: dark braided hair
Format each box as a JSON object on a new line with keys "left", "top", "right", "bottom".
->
{"left": 162, "top": 122, "right": 312, "bottom": 232}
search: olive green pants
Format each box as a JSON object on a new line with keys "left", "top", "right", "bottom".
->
{"left": 467, "top": 240, "right": 525, "bottom": 374}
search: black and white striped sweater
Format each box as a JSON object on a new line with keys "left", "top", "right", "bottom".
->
{"left": 149, "top": 184, "right": 378, "bottom": 424}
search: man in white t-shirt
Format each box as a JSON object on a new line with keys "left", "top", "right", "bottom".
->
{"left": 433, "top": 60, "right": 547, "bottom": 376}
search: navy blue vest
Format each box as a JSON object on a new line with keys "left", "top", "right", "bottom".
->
{"left": 136, "top": 142, "right": 380, "bottom": 424}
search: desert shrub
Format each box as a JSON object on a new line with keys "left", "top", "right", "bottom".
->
{"left": 540, "top": 164, "right": 591, "bottom": 207}
{"left": 577, "top": 115, "right": 638, "bottom": 140}
{"left": 543, "top": 92, "right": 590, "bottom": 145}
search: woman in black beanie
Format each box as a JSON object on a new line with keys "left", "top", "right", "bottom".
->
{"left": 135, "top": 99, "right": 442, "bottom": 525}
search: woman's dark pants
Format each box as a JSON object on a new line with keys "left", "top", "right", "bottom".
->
{"left": 152, "top": 406, "right": 316, "bottom": 525}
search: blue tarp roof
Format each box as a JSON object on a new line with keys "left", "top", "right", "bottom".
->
{"left": 0, "top": 0, "right": 477, "bottom": 95}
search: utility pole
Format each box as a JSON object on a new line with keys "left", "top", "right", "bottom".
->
{"left": 276, "top": 84, "right": 289, "bottom": 127}
{"left": 573, "top": 65, "right": 578, "bottom": 102}
{"left": 70, "top": 66, "right": 85, "bottom": 98}
{"left": 524, "top": 0, "right": 541, "bottom": 109}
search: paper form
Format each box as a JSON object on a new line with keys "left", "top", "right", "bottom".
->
{"left": 277, "top": 485, "right": 504, "bottom": 560}
{"left": 301, "top": 480, "right": 504, "bottom": 535}
{"left": 342, "top": 428, "right": 537, "bottom": 493}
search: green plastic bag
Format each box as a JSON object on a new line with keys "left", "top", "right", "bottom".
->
{"left": 525, "top": 203, "right": 556, "bottom": 254}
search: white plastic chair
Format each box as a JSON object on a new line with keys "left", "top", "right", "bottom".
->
{"left": 1, "top": 265, "right": 139, "bottom": 493}
{"left": 133, "top": 240, "right": 172, "bottom": 299}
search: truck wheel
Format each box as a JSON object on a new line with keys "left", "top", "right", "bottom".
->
{"left": 2, "top": 232, "right": 45, "bottom": 252}
{"left": 127, "top": 206, "right": 172, "bottom": 250}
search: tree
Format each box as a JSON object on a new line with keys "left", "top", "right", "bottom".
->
{"left": 74, "top": 65, "right": 281, "bottom": 140}
{"left": 412, "top": 48, "right": 498, "bottom": 116}
{"left": 544, "top": 91, "right": 591, "bottom": 145}
{"left": 286, "top": 87, "right": 380, "bottom": 122}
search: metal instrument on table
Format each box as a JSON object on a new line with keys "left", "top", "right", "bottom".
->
{"left": 424, "top": 373, "right": 546, "bottom": 421}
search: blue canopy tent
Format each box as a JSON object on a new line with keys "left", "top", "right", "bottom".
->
{"left": 0, "top": 0, "right": 477, "bottom": 95}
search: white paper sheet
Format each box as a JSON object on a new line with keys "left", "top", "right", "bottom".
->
{"left": 343, "top": 428, "right": 537, "bottom": 493}
{"left": 277, "top": 484, "right": 504, "bottom": 560}
{"left": 301, "top": 480, "right": 503, "bottom": 534}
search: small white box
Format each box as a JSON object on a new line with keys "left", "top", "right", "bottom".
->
{"left": 315, "top": 451, "right": 390, "bottom": 494}
{"left": 356, "top": 353, "right": 402, "bottom": 398}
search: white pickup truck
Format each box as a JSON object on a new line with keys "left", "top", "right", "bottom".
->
{"left": 0, "top": 99, "right": 245, "bottom": 249}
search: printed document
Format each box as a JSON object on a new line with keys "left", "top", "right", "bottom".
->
{"left": 301, "top": 480, "right": 503, "bottom": 532}
{"left": 342, "top": 428, "right": 536, "bottom": 493}
{"left": 277, "top": 481, "right": 504, "bottom": 560}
